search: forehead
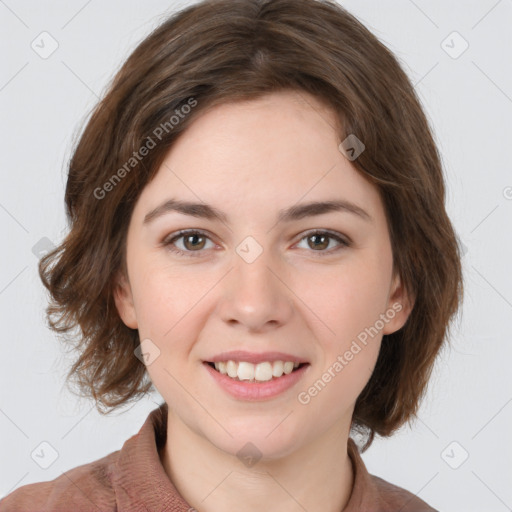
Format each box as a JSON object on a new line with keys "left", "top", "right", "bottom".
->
{"left": 132, "top": 90, "right": 382, "bottom": 226}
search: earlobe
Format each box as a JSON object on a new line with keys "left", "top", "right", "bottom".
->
{"left": 113, "top": 270, "right": 138, "bottom": 329}
{"left": 382, "top": 272, "right": 415, "bottom": 335}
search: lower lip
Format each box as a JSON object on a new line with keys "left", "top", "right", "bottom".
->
{"left": 203, "top": 362, "right": 310, "bottom": 401}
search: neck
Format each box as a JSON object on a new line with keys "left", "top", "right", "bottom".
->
{"left": 160, "top": 410, "right": 355, "bottom": 512}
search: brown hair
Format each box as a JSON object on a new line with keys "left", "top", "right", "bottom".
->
{"left": 39, "top": 0, "right": 463, "bottom": 451}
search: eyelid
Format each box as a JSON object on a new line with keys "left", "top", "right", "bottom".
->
{"left": 298, "top": 228, "right": 351, "bottom": 246}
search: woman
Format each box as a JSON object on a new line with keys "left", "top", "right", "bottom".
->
{"left": 1, "top": 0, "right": 463, "bottom": 510}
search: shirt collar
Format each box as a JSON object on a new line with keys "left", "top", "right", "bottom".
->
{"left": 111, "top": 402, "right": 191, "bottom": 511}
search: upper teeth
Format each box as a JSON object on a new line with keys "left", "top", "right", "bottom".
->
{"left": 214, "top": 360, "right": 300, "bottom": 381}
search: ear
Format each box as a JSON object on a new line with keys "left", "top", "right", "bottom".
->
{"left": 382, "top": 270, "right": 415, "bottom": 335}
{"left": 113, "top": 269, "right": 138, "bottom": 329}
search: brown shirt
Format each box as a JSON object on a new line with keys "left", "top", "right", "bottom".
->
{"left": 0, "top": 403, "right": 438, "bottom": 511}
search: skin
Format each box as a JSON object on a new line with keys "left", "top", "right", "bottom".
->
{"left": 114, "top": 89, "right": 414, "bottom": 512}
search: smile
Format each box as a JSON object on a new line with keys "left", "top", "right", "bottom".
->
{"left": 203, "top": 361, "right": 310, "bottom": 400}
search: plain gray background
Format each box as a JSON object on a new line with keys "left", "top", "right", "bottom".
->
{"left": 1, "top": 1, "right": 511, "bottom": 510}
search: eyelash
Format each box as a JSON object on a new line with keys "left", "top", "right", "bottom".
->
{"left": 161, "top": 229, "right": 350, "bottom": 258}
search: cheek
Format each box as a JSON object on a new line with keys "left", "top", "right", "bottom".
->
{"left": 297, "top": 277, "right": 384, "bottom": 418}
{"left": 295, "top": 257, "right": 389, "bottom": 400}
{"left": 296, "top": 327, "right": 381, "bottom": 428}
{"left": 302, "top": 261, "right": 391, "bottom": 342}
{"left": 131, "top": 265, "right": 205, "bottom": 329}
{"left": 130, "top": 268, "right": 217, "bottom": 370}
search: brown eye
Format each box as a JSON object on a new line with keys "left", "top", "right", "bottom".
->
{"left": 182, "top": 232, "right": 207, "bottom": 251}
{"left": 163, "top": 229, "right": 349, "bottom": 258}
{"left": 296, "top": 230, "right": 350, "bottom": 255}
{"left": 163, "top": 230, "right": 215, "bottom": 257}
{"left": 307, "top": 233, "right": 330, "bottom": 250}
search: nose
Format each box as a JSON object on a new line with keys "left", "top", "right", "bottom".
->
{"left": 216, "top": 246, "right": 294, "bottom": 332}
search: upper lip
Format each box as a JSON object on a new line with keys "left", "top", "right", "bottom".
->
{"left": 205, "top": 350, "right": 309, "bottom": 364}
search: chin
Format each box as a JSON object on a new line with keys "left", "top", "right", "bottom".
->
{"left": 204, "top": 420, "right": 306, "bottom": 462}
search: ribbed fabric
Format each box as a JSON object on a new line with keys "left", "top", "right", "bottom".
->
{"left": 0, "top": 402, "right": 438, "bottom": 511}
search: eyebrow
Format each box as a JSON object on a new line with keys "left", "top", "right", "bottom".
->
{"left": 143, "top": 198, "right": 372, "bottom": 225}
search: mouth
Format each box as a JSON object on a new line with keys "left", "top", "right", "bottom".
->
{"left": 202, "top": 359, "right": 311, "bottom": 400}
{"left": 203, "top": 361, "right": 310, "bottom": 382}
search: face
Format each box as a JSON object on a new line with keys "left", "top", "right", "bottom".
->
{"left": 114, "top": 89, "right": 413, "bottom": 460}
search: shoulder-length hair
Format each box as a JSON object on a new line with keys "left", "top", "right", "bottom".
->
{"left": 39, "top": 0, "right": 463, "bottom": 451}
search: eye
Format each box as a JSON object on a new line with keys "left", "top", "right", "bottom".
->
{"left": 162, "top": 230, "right": 216, "bottom": 257}
{"left": 295, "top": 230, "right": 350, "bottom": 255}
{"left": 162, "top": 229, "right": 350, "bottom": 258}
